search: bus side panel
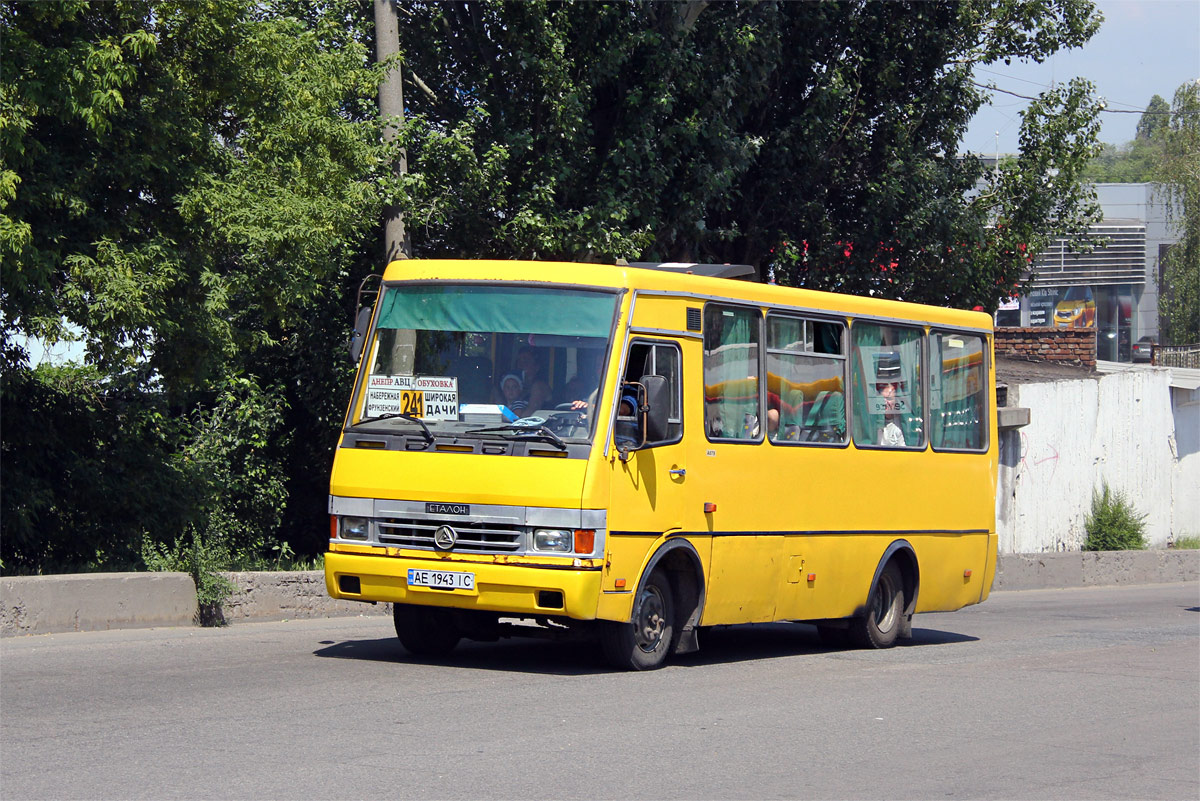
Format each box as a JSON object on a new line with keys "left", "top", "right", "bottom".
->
{"left": 772, "top": 534, "right": 889, "bottom": 622}
{"left": 595, "top": 534, "right": 658, "bottom": 622}
{"left": 594, "top": 533, "right": 714, "bottom": 623}
{"left": 701, "top": 535, "right": 784, "bottom": 624}
{"left": 909, "top": 532, "right": 994, "bottom": 612}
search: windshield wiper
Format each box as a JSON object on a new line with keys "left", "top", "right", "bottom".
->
{"left": 353, "top": 412, "right": 434, "bottom": 445}
{"left": 465, "top": 424, "right": 568, "bottom": 451}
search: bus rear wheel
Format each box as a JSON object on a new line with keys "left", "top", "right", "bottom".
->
{"left": 601, "top": 570, "right": 675, "bottom": 670}
{"left": 849, "top": 562, "right": 905, "bottom": 649}
{"left": 393, "top": 603, "right": 461, "bottom": 657}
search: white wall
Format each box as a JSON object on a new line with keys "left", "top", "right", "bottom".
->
{"left": 1172, "top": 384, "right": 1200, "bottom": 537}
{"left": 999, "top": 368, "right": 1192, "bottom": 552}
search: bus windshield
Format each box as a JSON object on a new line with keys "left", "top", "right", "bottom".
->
{"left": 351, "top": 283, "right": 619, "bottom": 443}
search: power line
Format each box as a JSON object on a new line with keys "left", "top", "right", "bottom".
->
{"left": 971, "top": 81, "right": 1195, "bottom": 115}
{"left": 974, "top": 67, "right": 1148, "bottom": 110}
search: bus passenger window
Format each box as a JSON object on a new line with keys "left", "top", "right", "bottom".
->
{"left": 766, "top": 315, "right": 846, "bottom": 445}
{"left": 930, "top": 333, "right": 988, "bottom": 451}
{"left": 703, "top": 305, "right": 761, "bottom": 441}
{"left": 850, "top": 322, "right": 925, "bottom": 449}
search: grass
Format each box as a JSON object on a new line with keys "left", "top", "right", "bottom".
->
{"left": 1171, "top": 535, "right": 1200, "bottom": 550}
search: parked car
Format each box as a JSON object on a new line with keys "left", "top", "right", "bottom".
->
{"left": 1132, "top": 335, "right": 1157, "bottom": 363}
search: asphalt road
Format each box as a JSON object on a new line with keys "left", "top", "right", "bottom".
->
{"left": 2, "top": 583, "right": 1197, "bottom": 800}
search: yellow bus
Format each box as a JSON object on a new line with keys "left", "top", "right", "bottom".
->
{"left": 325, "top": 259, "right": 997, "bottom": 669}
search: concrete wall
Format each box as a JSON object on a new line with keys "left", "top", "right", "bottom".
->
{"left": 1002, "top": 367, "right": 1193, "bottom": 552}
{"left": 994, "top": 549, "right": 1199, "bottom": 590}
{"left": 1, "top": 572, "right": 197, "bottom": 636}
{"left": 4, "top": 558, "right": 1197, "bottom": 637}
{"left": 220, "top": 570, "right": 389, "bottom": 622}
{"left": 1173, "top": 385, "right": 1200, "bottom": 536}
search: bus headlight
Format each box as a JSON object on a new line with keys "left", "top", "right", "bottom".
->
{"left": 339, "top": 516, "right": 370, "bottom": 541}
{"left": 533, "top": 528, "right": 572, "bottom": 552}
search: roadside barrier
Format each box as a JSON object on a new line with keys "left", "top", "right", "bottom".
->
{"left": 3, "top": 551, "right": 1197, "bottom": 637}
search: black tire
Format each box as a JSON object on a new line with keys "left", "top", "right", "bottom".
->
{"left": 393, "top": 603, "right": 461, "bottom": 657}
{"left": 600, "top": 570, "right": 675, "bottom": 670}
{"left": 849, "top": 561, "right": 905, "bottom": 649}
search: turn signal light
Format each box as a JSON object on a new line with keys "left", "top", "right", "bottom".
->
{"left": 574, "top": 529, "right": 596, "bottom": 554}
{"left": 329, "top": 516, "right": 338, "bottom": 540}
{"left": 704, "top": 502, "right": 717, "bottom": 513}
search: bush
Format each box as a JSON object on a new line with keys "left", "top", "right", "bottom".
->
{"left": 142, "top": 532, "right": 237, "bottom": 626}
{"left": 1083, "top": 484, "right": 1147, "bottom": 551}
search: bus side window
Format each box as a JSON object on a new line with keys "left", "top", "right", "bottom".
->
{"left": 766, "top": 315, "right": 846, "bottom": 445}
{"left": 850, "top": 322, "right": 925, "bottom": 449}
{"left": 703, "top": 305, "right": 761, "bottom": 441}
{"left": 618, "top": 341, "right": 683, "bottom": 447}
{"left": 930, "top": 332, "right": 988, "bottom": 451}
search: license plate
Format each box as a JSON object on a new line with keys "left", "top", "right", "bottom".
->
{"left": 407, "top": 568, "right": 475, "bottom": 590}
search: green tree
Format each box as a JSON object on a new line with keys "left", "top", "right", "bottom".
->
{"left": 1, "top": 0, "right": 383, "bottom": 570}
{"left": 1155, "top": 81, "right": 1200, "bottom": 345}
{"left": 1, "top": 0, "right": 1113, "bottom": 573}
{"left": 1136, "top": 93, "right": 1170, "bottom": 141}
{"left": 1081, "top": 93, "right": 1170, "bottom": 183}
{"left": 390, "top": 0, "right": 1103, "bottom": 311}
{"left": 1081, "top": 140, "right": 1160, "bottom": 183}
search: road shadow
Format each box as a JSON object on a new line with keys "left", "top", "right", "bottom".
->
{"left": 314, "top": 635, "right": 611, "bottom": 676}
{"left": 313, "top": 622, "right": 978, "bottom": 675}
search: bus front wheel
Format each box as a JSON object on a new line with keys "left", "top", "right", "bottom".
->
{"left": 849, "top": 561, "right": 905, "bottom": 649}
{"left": 601, "top": 570, "right": 675, "bottom": 670}
{"left": 393, "top": 603, "right": 461, "bottom": 657}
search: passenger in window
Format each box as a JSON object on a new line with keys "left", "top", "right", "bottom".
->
{"left": 498, "top": 373, "right": 528, "bottom": 415}
{"left": 562, "top": 350, "right": 605, "bottom": 415}
{"left": 877, "top": 381, "right": 905, "bottom": 447}
{"left": 526, "top": 378, "right": 552, "bottom": 412}
{"left": 516, "top": 346, "right": 545, "bottom": 388}
{"left": 766, "top": 406, "right": 781, "bottom": 438}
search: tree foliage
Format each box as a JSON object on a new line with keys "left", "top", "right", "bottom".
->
{"left": 392, "top": 0, "right": 1103, "bottom": 311}
{"left": 1, "top": 0, "right": 382, "bottom": 570}
{"left": 2, "top": 0, "right": 1109, "bottom": 573}
{"left": 1081, "top": 95, "right": 1170, "bottom": 183}
{"left": 1136, "top": 94, "right": 1170, "bottom": 141}
{"left": 1154, "top": 81, "right": 1200, "bottom": 345}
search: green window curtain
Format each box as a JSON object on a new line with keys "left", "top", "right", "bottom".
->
{"left": 851, "top": 322, "right": 924, "bottom": 447}
{"left": 704, "top": 305, "right": 760, "bottom": 439}
{"left": 931, "top": 333, "right": 986, "bottom": 450}
{"left": 377, "top": 285, "right": 617, "bottom": 337}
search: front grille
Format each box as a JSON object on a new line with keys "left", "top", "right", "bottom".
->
{"left": 377, "top": 517, "right": 523, "bottom": 552}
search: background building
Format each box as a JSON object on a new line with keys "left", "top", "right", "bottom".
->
{"left": 996, "top": 183, "right": 1179, "bottom": 362}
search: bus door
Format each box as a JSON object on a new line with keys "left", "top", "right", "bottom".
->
{"left": 606, "top": 338, "right": 687, "bottom": 542}
{"left": 691, "top": 303, "right": 783, "bottom": 624}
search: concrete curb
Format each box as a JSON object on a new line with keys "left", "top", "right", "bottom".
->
{"left": 992, "top": 549, "right": 1199, "bottom": 591}
{"left": 219, "top": 570, "right": 389, "bottom": 623}
{"left": 3, "top": 551, "right": 1198, "bottom": 637}
{"left": 1, "top": 572, "right": 198, "bottom": 636}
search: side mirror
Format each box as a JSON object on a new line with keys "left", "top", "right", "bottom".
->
{"left": 641, "top": 374, "right": 670, "bottom": 442}
{"left": 349, "top": 306, "right": 372, "bottom": 364}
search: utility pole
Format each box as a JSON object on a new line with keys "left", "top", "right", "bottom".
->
{"left": 374, "top": 0, "right": 414, "bottom": 373}
{"left": 375, "top": 0, "right": 410, "bottom": 262}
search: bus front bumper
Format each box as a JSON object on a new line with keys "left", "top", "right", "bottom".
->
{"left": 324, "top": 550, "right": 603, "bottom": 620}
